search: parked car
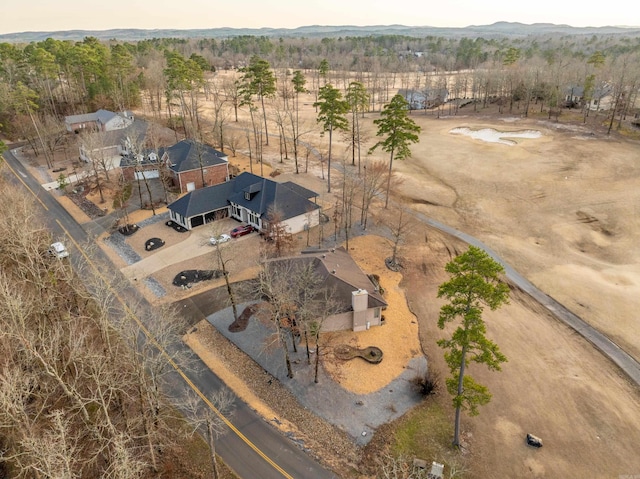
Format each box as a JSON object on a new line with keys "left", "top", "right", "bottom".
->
{"left": 230, "top": 224, "right": 254, "bottom": 238}
{"left": 210, "top": 233, "right": 231, "bottom": 245}
{"left": 48, "top": 241, "right": 69, "bottom": 259}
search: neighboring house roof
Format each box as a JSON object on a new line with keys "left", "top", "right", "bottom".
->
{"left": 168, "top": 181, "right": 236, "bottom": 218}
{"left": 81, "top": 119, "right": 148, "bottom": 150}
{"left": 168, "top": 171, "right": 319, "bottom": 221}
{"left": 65, "top": 109, "right": 132, "bottom": 127}
{"left": 119, "top": 150, "right": 160, "bottom": 168}
{"left": 159, "top": 139, "right": 228, "bottom": 174}
{"left": 269, "top": 247, "right": 387, "bottom": 312}
{"left": 564, "top": 84, "right": 614, "bottom": 99}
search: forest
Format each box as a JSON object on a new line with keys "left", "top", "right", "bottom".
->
{"left": 1, "top": 30, "right": 640, "bottom": 154}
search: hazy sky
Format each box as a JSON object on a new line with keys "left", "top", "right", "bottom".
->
{"left": 2, "top": 0, "right": 637, "bottom": 35}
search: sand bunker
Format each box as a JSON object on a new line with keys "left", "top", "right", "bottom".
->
{"left": 450, "top": 127, "right": 542, "bottom": 145}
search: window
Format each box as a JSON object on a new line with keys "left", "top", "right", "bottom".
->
{"left": 374, "top": 308, "right": 380, "bottom": 319}
{"left": 244, "top": 191, "right": 250, "bottom": 201}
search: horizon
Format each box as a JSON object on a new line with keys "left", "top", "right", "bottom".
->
{"left": 2, "top": 0, "right": 637, "bottom": 36}
{"left": 4, "top": 21, "right": 640, "bottom": 36}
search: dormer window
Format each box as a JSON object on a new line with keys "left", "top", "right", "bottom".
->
{"left": 244, "top": 191, "right": 251, "bottom": 201}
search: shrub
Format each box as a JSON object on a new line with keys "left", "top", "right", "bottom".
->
{"left": 411, "top": 369, "right": 440, "bottom": 397}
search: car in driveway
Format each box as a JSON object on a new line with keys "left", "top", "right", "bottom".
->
{"left": 210, "top": 233, "right": 231, "bottom": 245}
{"left": 230, "top": 224, "right": 254, "bottom": 238}
{"left": 48, "top": 241, "right": 69, "bottom": 259}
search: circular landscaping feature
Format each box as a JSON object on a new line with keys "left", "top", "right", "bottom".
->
{"left": 172, "top": 269, "right": 223, "bottom": 287}
{"left": 166, "top": 220, "right": 188, "bottom": 233}
{"left": 334, "top": 344, "right": 383, "bottom": 364}
{"left": 118, "top": 224, "right": 139, "bottom": 236}
{"left": 145, "top": 238, "right": 165, "bottom": 251}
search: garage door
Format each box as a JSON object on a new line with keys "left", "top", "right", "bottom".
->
{"left": 134, "top": 170, "right": 159, "bottom": 180}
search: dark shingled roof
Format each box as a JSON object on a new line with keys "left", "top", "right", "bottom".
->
{"left": 167, "top": 172, "right": 319, "bottom": 221}
{"left": 168, "top": 181, "right": 235, "bottom": 218}
{"left": 159, "top": 139, "right": 228, "bottom": 173}
{"left": 228, "top": 173, "right": 319, "bottom": 219}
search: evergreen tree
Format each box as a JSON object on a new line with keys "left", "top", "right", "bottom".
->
{"left": 437, "top": 245, "right": 510, "bottom": 447}
{"left": 314, "top": 84, "right": 349, "bottom": 193}
{"left": 369, "top": 94, "right": 420, "bottom": 208}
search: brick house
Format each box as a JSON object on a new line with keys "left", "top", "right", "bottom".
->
{"left": 159, "top": 139, "right": 229, "bottom": 193}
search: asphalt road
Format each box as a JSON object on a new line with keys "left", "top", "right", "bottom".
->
{"left": 1, "top": 147, "right": 338, "bottom": 479}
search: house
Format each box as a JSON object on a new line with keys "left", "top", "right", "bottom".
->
{"left": 564, "top": 84, "right": 614, "bottom": 111}
{"left": 65, "top": 109, "right": 134, "bottom": 133}
{"left": 119, "top": 150, "right": 164, "bottom": 181}
{"left": 266, "top": 247, "right": 388, "bottom": 332}
{"left": 159, "top": 139, "right": 229, "bottom": 193}
{"left": 77, "top": 119, "right": 147, "bottom": 164}
{"left": 398, "top": 88, "right": 449, "bottom": 110}
{"left": 167, "top": 171, "right": 320, "bottom": 232}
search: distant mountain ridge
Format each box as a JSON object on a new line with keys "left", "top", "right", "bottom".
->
{"left": 2, "top": 22, "right": 640, "bottom": 43}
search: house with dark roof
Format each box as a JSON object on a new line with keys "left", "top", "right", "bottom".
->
{"left": 266, "top": 247, "right": 387, "bottom": 332}
{"left": 167, "top": 171, "right": 320, "bottom": 232}
{"left": 65, "top": 109, "right": 134, "bottom": 133}
{"left": 159, "top": 139, "right": 229, "bottom": 193}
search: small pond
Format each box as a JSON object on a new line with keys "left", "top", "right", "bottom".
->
{"left": 450, "top": 127, "right": 542, "bottom": 145}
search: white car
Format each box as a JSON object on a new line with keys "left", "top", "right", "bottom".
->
{"left": 210, "top": 234, "right": 231, "bottom": 245}
{"left": 48, "top": 241, "right": 69, "bottom": 259}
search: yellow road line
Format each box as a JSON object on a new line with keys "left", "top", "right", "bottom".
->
{"left": 57, "top": 220, "right": 294, "bottom": 478}
{"left": 2, "top": 158, "right": 49, "bottom": 211}
{"left": 3, "top": 154, "right": 293, "bottom": 478}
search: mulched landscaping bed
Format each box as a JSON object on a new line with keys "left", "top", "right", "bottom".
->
{"left": 145, "top": 237, "right": 165, "bottom": 251}
{"left": 166, "top": 220, "right": 188, "bottom": 233}
{"left": 333, "top": 344, "right": 384, "bottom": 364}
{"left": 118, "top": 224, "right": 139, "bottom": 236}
{"left": 67, "top": 190, "right": 107, "bottom": 219}
{"left": 172, "top": 269, "right": 223, "bottom": 287}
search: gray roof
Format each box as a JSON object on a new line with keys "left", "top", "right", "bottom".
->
{"left": 565, "top": 84, "right": 614, "bottom": 98}
{"left": 119, "top": 149, "right": 160, "bottom": 168}
{"left": 270, "top": 247, "right": 388, "bottom": 311}
{"left": 168, "top": 172, "right": 319, "bottom": 221}
{"left": 86, "top": 119, "right": 147, "bottom": 148}
{"left": 65, "top": 109, "right": 119, "bottom": 125}
{"left": 159, "top": 139, "right": 228, "bottom": 173}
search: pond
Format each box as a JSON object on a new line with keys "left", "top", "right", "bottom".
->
{"left": 450, "top": 127, "right": 542, "bottom": 145}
